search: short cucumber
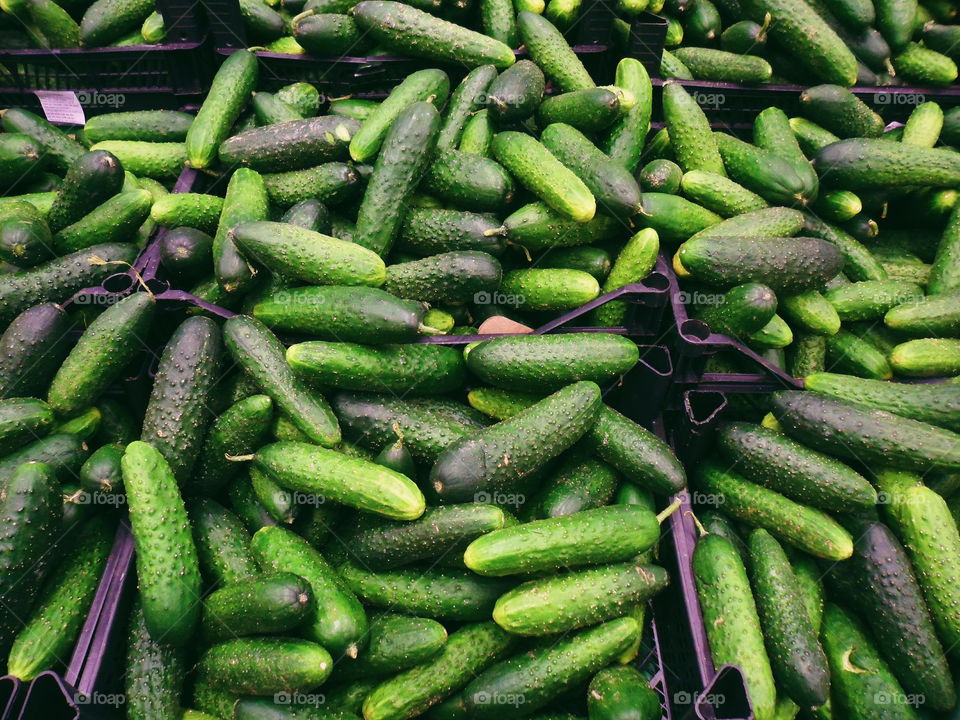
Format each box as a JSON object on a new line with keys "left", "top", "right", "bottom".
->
{"left": 151, "top": 193, "right": 223, "bottom": 234}
{"left": 681, "top": 170, "right": 768, "bottom": 217}
{"left": 885, "top": 289, "right": 960, "bottom": 337}
{"left": 714, "top": 133, "right": 810, "bottom": 206}
{"left": 397, "top": 208, "right": 506, "bottom": 257}
{"left": 779, "top": 290, "right": 841, "bottom": 336}
{"left": 384, "top": 250, "right": 501, "bottom": 304}
{"left": 200, "top": 572, "right": 313, "bottom": 644}
{"left": 500, "top": 268, "right": 599, "bottom": 310}
{"left": 802, "top": 214, "right": 886, "bottom": 282}
{"left": 537, "top": 88, "right": 621, "bottom": 133}
{"left": 46, "top": 150, "right": 124, "bottom": 234}
{"left": 188, "top": 498, "right": 258, "bottom": 588}
{"left": 692, "top": 206, "right": 804, "bottom": 241}
{"left": 338, "top": 613, "right": 446, "bottom": 679}
{"left": 638, "top": 193, "right": 722, "bottom": 244}
{"left": 83, "top": 110, "right": 194, "bottom": 144}
{"left": 693, "top": 282, "right": 778, "bottom": 338}
{"left": 0, "top": 433, "right": 88, "bottom": 487}
{"left": 672, "top": 46, "right": 772, "bottom": 82}
{"left": 437, "top": 65, "right": 498, "bottom": 150}
{"left": 193, "top": 395, "right": 273, "bottom": 498}
{"left": 124, "top": 599, "right": 186, "bottom": 720}
{"left": 587, "top": 667, "right": 661, "bottom": 720}
{"left": 197, "top": 637, "right": 332, "bottom": 695}
{"left": 87, "top": 140, "right": 185, "bottom": 181}
{"left": 503, "top": 202, "right": 619, "bottom": 251}
{"left": 789, "top": 334, "right": 826, "bottom": 378}
{"left": 826, "top": 330, "right": 894, "bottom": 380}
{"left": 423, "top": 149, "right": 516, "bottom": 212}
{"left": 0, "top": 109, "right": 83, "bottom": 174}
{"left": 592, "top": 228, "right": 659, "bottom": 327}
{"left": 458, "top": 109, "right": 494, "bottom": 155}
{"left": 79, "top": 442, "right": 123, "bottom": 495}
{"left": 517, "top": 10, "right": 594, "bottom": 91}
{"left": 602, "top": 58, "right": 653, "bottom": 173}
{"left": 891, "top": 338, "right": 960, "bottom": 377}
{"left": 52, "top": 189, "right": 152, "bottom": 254}
{"left": 799, "top": 84, "right": 884, "bottom": 138}
{"left": 639, "top": 159, "right": 682, "bottom": 193}
{"left": 662, "top": 82, "right": 726, "bottom": 176}
{"left": 487, "top": 60, "right": 545, "bottom": 121}
{"left": 218, "top": 116, "right": 358, "bottom": 173}
{"left": 0, "top": 398, "right": 53, "bottom": 456}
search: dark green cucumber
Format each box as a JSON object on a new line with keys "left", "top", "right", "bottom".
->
{"left": 281, "top": 198, "right": 331, "bottom": 234}
{"left": 422, "top": 149, "right": 515, "bottom": 212}
{"left": 771, "top": 390, "right": 960, "bottom": 473}
{"left": 430, "top": 381, "right": 601, "bottom": 503}
{"left": 46, "top": 292, "right": 154, "bottom": 417}
{"left": 0, "top": 433, "right": 88, "bottom": 487}
{"left": 125, "top": 599, "right": 186, "bottom": 720}
{"left": 362, "top": 622, "right": 516, "bottom": 720}
{"left": 517, "top": 10, "right": 594, "bottom": 91}
{"left": 188, "top": 498, "right": 258, "bottom": 588}
{"left": 789, "top": 333, "right": 826, "bottom": 378}
{"left": 639, "top": 159, "right": 683, "bottom": 193}
{"left": 86, "top": 141, "right": 185, "bottom": 181}
{"left": 929, "top": 203, "right": 960, "bottom": 295}
{"left": 662, "top": 82, "right": 726, "bottom": 176}
{"left": 486, "top": 60, "right": 545, "bottom": 121}
{"left": 673, "top": 46, "right": 772, "bottom": 82}
{"left": 79, "top": 442, "right": 123, "bottom": 495}
{"left": 748, "top": 528, "right": 830, "bottom": 707}
{"left": 752, "top": 105, "right": 819, "bottom": 200}
{"left": 437, "top": 65, "right": 498, "bottom": 150}
{"left": 825, "top": 280, "right": 924, "bottom": 321}
{"left": 261, "top": 163, "right": 360, "bottom": 209}
{"left": 291, "top": 11, "right": 366, "bottom": 54}
{"left": 83, "top": 110, "right": 194, "bottom": 144}
{"left": 218, "top": 116, "right": 359, "bottom": 172}
{"left": 339, "top": 612, "right": 447, "bottom": 678}
{"left": 194, "top": 395, "right": 273, "bottom": 497}
{"left": 252, "top": 525, "right": 367, "bottom": 659}
{"left": 696, "top": 461, "right": 853, "bottom": 560}
{"left": 384, "top": 250, "right": 501, "bottom": 304}
{"left": 215, "top": 168, "right": 271, "bottom": 294}
{"left": 340, "top": 504, "right": 508, "bottom": 569}
{"left": 814, "top": 139, "right": 960, "bottom": 190}
{"left": 460, "top": 617, "right": 638, "bottom": 718}
{"left": 200, "top": 571, "right": 313, "bottom": 644}
{"left": 141, "top": 316, "right": 221, "bottom": 486}
{"left": 458, "top": 109, "right": 493, "bottom": 155}
{"left": 398, "top": 208, "right": 505, "bottom": 257}
{"left": 536, "top": 245, "right": 611, "bottom": 279}
{"left": 7, "top": 514, "right": 112, "bottom": 680}
{"left": 890, "top": 338, "right": 960, "bottom": 377}
{"left": 0, "top": 398, "right": 53, "bottom": 456}
{"left": 46, "top": 150, "right": 124, "bottom": 234}
{"left": 0, "top": 109, "right": 83, "bottom": 174}
{"left": 332, "top": 392, "right": 488, "bottom": 465}
{"left": 492, "top": 561, "right": 667, "bottom": 635}
{"left": 198, "top": 637, "right": 332, "bottom": 695}
{"left": 780, "top": 290, "right": 841, "bottom": 335}
{"left": 714, "top": 133, "right": 811, "bottom": 206}
{"left": 252, "top": 441, "right": 425, "bottom": 520}
{"left": 826, "top": 330, "right": 893, "bottom": 380}
{"left": 602, "top": 58, "right": 653, "bottom": 172}
{"left": 717, "top": 422, "right": 875, "bottom": 512}
{"left": 51, "top": 189, "right": 151, "bottom": 254}
{"left": 636, "top": 193, "right": 722, "bottom": 244}
{"left": 587, "top": 667, "right": 661, "bottom": 720}
{"left": 503, "top": 201, "right": 618, "bottom": 251}
{"left": 693, "top": 282, "right": 778, "bottom": 338}
{"left": 339, "top": 562, "right": 513, "bottom": 621}
{"left": 537, "top": 87, "right": 621, "bottom": 133}
{"left": 885, "top": 289, "right": 960, "bottom": 337}
{"left": 530, "top": 449, "right": 618, "bottom": 518}
{"left": 802, "top": 214, "right": 886, "bottom": 282}
{"left": 799, "top": 84, "right": 884, "bottom": 138}
{"left": 157, "top": 227, "right": 213, "bottom": 284}
{"left": 0, "top": 212, "right": 51, "bottom": 268}
{"left": 121, "top": 441, "right": 200, "bottom": 647}
{"left": 186, "top": 50, "right": 258, "bottom": 169}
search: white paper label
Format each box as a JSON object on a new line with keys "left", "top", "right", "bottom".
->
{"left": 33, "top": 91, "right": 86, "bottom": 126}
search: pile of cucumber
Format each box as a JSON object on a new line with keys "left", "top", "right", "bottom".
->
{"left": 0, "top": 0, "right": 168, "bottom": 48}
{"left": 688, "top": 375, "right": 960, "bottom": 720}
{"left": 646, "top": 82, "right": 960, "bottom": 379}
{"left": 652, "top": 0, "right": 960, "bottom": 85}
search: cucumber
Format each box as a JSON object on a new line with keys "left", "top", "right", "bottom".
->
{"left": 398, "top": 209, "right": 505, "bottom": 257}
{"left": 893, "top": 42, "right": 957, "bottom": 85}
{"left": 462, "top": 617, "right": 638, "bottom": 718}
{"left": 748, "top": 529, "right": 830, "bottom": 707}
{"left": 124, "top": 599, "right": 186, "bottom": 720}
{"left": 537, "top": 88, "right": 621, "bottom": 133}
{"left": 639, "top": 159, "right": 682, "bottom": 193}
{"left": 672, "top": 46, "right": 772, "bottom": 82}
{"left": 0, "top": 434, "right": 88, "bottom": 487}
{"left": 493, "top": 561, "right": 666, "bottom": 635}
{"left": 465, "top": 333, "right": 639, "bottom": 392}
{"left": 592, "top": 228, "right": 659, "bottom": 327}
{"left": 281, "top": 198, "right": 331, "bottom": 234}
{"left": 517, "top": 10, "right": 593, "bottom": 91}
{"left": 186, "top": 50, "right": 258, "bottom": 169}
{"left": 0, "top": 212, "right": 51, "bottom": 268}
{"left": 46, "top": 150, "right": 123, "bottom": 234}
{"left": 637, "top": 193, "right": 721, "bottom": 243}
{"left": 676, "top": 235, "right": 844, "bottom": 292}
{"left": 826, "top": 330, "right": 893, "bottom": 379}
{"left": 340, "top": 562, "right": 513, "bottom": 621}
{"left": 681, "top": 170, "right": 768, "bottom": 218}
{"left": 194, "top": 396, "right": 273, "bottom": 497}
{"left": 840, "top": 520, "right": 955, "bottom": 711}
{"left": 158, "top": 227, "right": 213, "bottom": 283}
{"left": 802, "top": 215, "right": 886, "bottom": 282}
{"left": 52, "top": 188, "right": 151, "bottom": 254}
{"left": 662, "top": 82, "right": 725, "bottom": 176}
{"left": 83, "top": 110, "right": 194, "bottom": 144}
{"left": 53, "top": 407, "right": 99, "bottom": 439}
{"left": 695, "top": 461, "right": 853, "bottom": 560}
{"left": 254, "top": 286, "right": 427, "bottom": 343}
{"left": 437, "top": 65, "right": 498, "bottom": 150}
{"left": 752, "top": 106, "right": 819, "bottom": 200}
{"left": 902, "top": 101, "right": 943, "bottom": 147}
{"left": 430, "top": 381, "right": 601, "bottom": 503}
{"left": 341, "top": 504, "right": 507, "bottom": 569}
{"left": 891, "top": 338, "right": 960, "bottom": 377}
{"left": 286, "top": 342, "right": 465, "bottom": 395}
{"left": 928, "top": 203, "right": 960, "bottom": 295}
{"left": 693, "top": 282, "right": 778, "bottom": 338}
{"left": 7, "top": 514, "right": 112, "bottom": 680}
{"left": 825, "top": 280, "right": 922, "bottom": 321}
{"left": 87, "top": 140, "right": 185, "bottom": 181}
{"left": 487, "top": 60, "right": 545, "bottom": 121}
{"left": 223, "top": 315, "right": 341, "bottom": 448}
{"left": 189, "top": 498, "right": 258, "bottom": 587}
{"left": 491, "top": 131, "right": 595, "bottom": 222}
{"left": 355, "top": 102, "right": 441, "bottom": 256}
{"left": 799, "top": 84, "right": 884, "bottom": 138}
{"left": 714, "top": 133, "right": 810, "bottom": 206}
{"left": 780, "top": 290, "right": 841, "bottom": 335}
{"left": 720, "top": 19, "right": 765, "bottom": 52}
{"left": 151, "top": 193, "right": 223, "bottom": 234}
{"left": 218, "top": 116, "right": 358, "bottom": 173}
{"left": 215, "top": 168, "right": 271, "bottom": 293}
{"left": 465, "top": 505, "right": 659, "bottom": 575}
{"left": 602, "top": 58, "right": 652, "bottom": 173}
{"left": 529, "top": 449, "right": 618, "bottom": 518}
{"left": 789, "top": 333, "right": 826, "bottom": 378}
{"left": 423, "top": 149, "right": 515, "bottom": 212}
{"left": 79, "top": 442, "right": 123, "bottom": 495}
{"left": 459, "top": 109, "right": 494, "bottom": 155}
{"left": 539, "top": 122, "right": 642, "bottom": 220}
{"left": 0, "top": 109, "right": 83, "bottom": 174}
{"left": 200, "top": 572, "right": 313, "bottom": 644}
{"left": 500, "top": 268, "right": 598, "bottom": 310}
{"left": 822, "top": 0, "right": 874, "bottom": 28}
{"left": 253, "top": 441, "right": 425, "bottom": 520}
{"left": 197, "top": 637, "right": 332, "bottom": 695}
{"left": 233, "top": 220, "right": 385, "bottom": 287}
{"left": 141, "top": 316, "right": 221, "bottom": 487}
{"left": 771, "top": 390, "right": 960, "bottom": 473}
{"left": 291, "top": 11, "right": 366, "bottom": 54}
{"left": 503, "top": 202, "right": 619, "bottom": 251}
{"left": 46, "top": 292, "right": 154, "bottom": 417}
{"left": 362, "top": 622, "right": 516, "bottom": 720}
{"left": 252, "top": 525, "right": 367, "bottom": 659}
{"left": 339, "top": 613, "right": 447, "bottom": 678}
{"left": 885, "top": 289, "right": 960, "bottom": 337}
{"left": 122, "top": 441, "right": 201, "bottom": 647}
{"left": 384, "top": 250, "right": 501, "bottom": 304}
{"left": 262, "top": 163, "right": 361, "bottom": 208}
{"left": 332, "top": 392, "right": 488, "bottom": 465}
{"left": 692, "top": 532, "right": 776, "bottom": 720}
{"left": 588, "top": 667, "right": 660, "bottom": 720}
{"left": 79, "top": 0, "right": 152, "bottom": 45}
{"left": 811, "top": 190, "right": 862, "bottom": 223}
{"left": 0, "top": 398, "right": 53, "bottom": 456}
{"left": 352, "top": 1, "right": 515, "bottom": 68}
{"left": 813, "top": 139, "right": 960, "bottom": 190}
{"left": 660, "top": 48, "right": 693, "bottom": 79}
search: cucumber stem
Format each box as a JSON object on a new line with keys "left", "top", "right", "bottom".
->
{"left": 225, "top": 453, "right": 255, "bottom": 462}
{"left": 689, "top": 510, "right": 708, "bottom": 537}
{"left": 418, "top": 324, "right": 447, "bottom": 335}
{"left": 757, "top": 12, "right": 772, "bottom": 41}
{"left": 841, "top": 648, "right": 868, "bottom": 674}
{"left": 657, "top": 497, "right": 682, "bottom": 524}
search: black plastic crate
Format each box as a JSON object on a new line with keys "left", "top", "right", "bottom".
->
{"left": 624, "top": 12, "right": 667, "bottom": 77}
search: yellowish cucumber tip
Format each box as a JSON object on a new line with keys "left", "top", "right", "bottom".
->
{"left": 672, "top": 251, "right": 690, "bottom": 277}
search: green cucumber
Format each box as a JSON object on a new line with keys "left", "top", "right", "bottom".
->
{"left": 517, "top": 10, "right": 594, "bottom": 91}
{"left": 529, "top": 449, "right": 618, "bottom": 518}
{"left": 890, "top": 338, "right": 960, "bottom": 375}
{"left": 672, "top": 46, "right": 772, "bottom": 82}
{"left": 122, "top": 441, "right": 201, "bottom": 647}
{"left": 281, "top": 198, "right": 331, "bottom": 234}
{"left": 0, "top": 109, "right": 83, "bottom": 174}
{"left": 692, "top": 206, "right": 804, "bottom": 241}
{"left": 799, "top": 84, "right": 884, "bottom": 138}
{"left": 487, "top": 60, "right": 545, "bottom": 121}
{"left": 223, "top": 315, "right": 341, "bottom": 447}
{"left": 660, "top": 48, "right": 693, "bottom": 79}
{"left": 789, "top": 333, "right": 826, "bottom": 378}
{"left": 189, "top": 498, "right": 258, "bottom": 588}
{"left": 638, "top": 193, "right": 721, "bottom": 244}
{"left": 587, "top": 667, "right": 660, "bottom": 720}
{"left": 681, "top": 170, "right": 768, "bottom": 217}
{"left": 84, "top": 110, "right": 194, "bottom": 144}
{"left": 825, "top": 330, "right": 893, "bottom": 379}
{"left": 813, "top": 139, "right": 960, "bottom": 190}
{"left": 714, "top": 133, "right": 810, "bottom": 206}
{"left": 151, "top": 193, "right": 223, "bottom": 234}
{"left": 780, "top": 290, "right": 841, "bottom": 335}
{"left": 87, "top": 140, "right": 185, "bottom": 181}
{"left": 929, "top": 203, "right": 960, "bottom": 295}
{"left": 194, "top": 395, "right": 273, "bottom": 497}
{"left": 662, "top": 82, "right": 725, "bottom": 176}
{"left": 46, "top": 150, "right": 124, "bottom": 234}
{"left": 499, "top": 267, "right": 599, "bottom": 310}
{"left": 885, "top": 289, "right": 960, "bottom": 337}
{"left": 902, "top": 101, "right": 943, "bottom": 147}
{"left": 79, "top": 0, "right": 152, "bottom": 45}
{"left": 693, "top": 282, "right": 778, "bottom": 338}
{"left": 771, "top": 390, "right": 960, "bottom": 472}
{"left": 802, "top": 214, "right": 886, "bottom": 282}
{"left": 0, "top": 398, "right": 53, "bottom": 456}
{"left": 812, "top": 190, "right": 862, "bottom": 223}
{"left": 430, "top": 381, "right": 601, "bottom": 503}
{"left": 0, "top": 212, "right": 51, "bottom": 268}
{"left": 824, "top": 279, "right": 923, "bottom": 321}
{"left": 503, "top": 202, "right": 619, "bottom": 251}
{"left": 352, "top": 1, "right": 515, "bottom": 68}
{"left": 286, "top": 341, "right": 465, "bottom": 395}
{"left": 437, "top": 65, "right": 498, "bottom": 150}
{"left": 893, "top": 42, "right": 957, "bottom": 85}
{"left": 262, "top": 163, "right": 361, "bottom": 208}
{"left": 422, "top": 149, "right": 515, "bottom": 212}
{"left": 218, "top": 116, "right": 358, "bottom": 172}
{"left": 52, "top": 189, "right": 151, "bottom": 253}
{"left": 252, "top": 441, "right": 425, "bottom": 520}
{"left": 384, "top": 250, "right": 501, "bottom": 304}
{"left": 0, "top": 433, "right": 88, "bottom": 487}
{"left": 124, "top": 599, "right": 186, "bottom": 720}
{"left": 459, "top": 109, "right": 494, "bottom": 155}
{"left": 200, "top": 571, "right": 313, "bottom": 644}
{"left": 46, "top": 292, "right": 154, "bottom": 417}
{"left": 79, "top": 442, "right": 123, "bottom": 494}
{"left": 752, "top": 106, "right": 820, "bottom": 200}
{"left": 592, "top": 228, "right": 659, "bottom": 327}
{"left": 639, "top": 159, "right": 682, "bottom": 193}
{"left": 696, "top": 460, "right": 853, "bottom": 560}
{"left": 198, "top": 637, "right": 332, "bottom": 695}
{"left": 339, "top": 613, "right": 447, "bottom": 678}
{"left": 291, "top": 11, "right": 366, "bottom": 54}
{"left": 398, "top": 209, "right": 505, "bottom": 257}
{"left": 186, "top": 50, "right": 258, "bottom": 169}
{"left": 602, "top": 58, "right": 653, "bottom": 173}
{"left": 215, "top": 168, "right": 270, "bottom": 293}
{"left": 537, "top": 88, "right": 622, "bottom": 133}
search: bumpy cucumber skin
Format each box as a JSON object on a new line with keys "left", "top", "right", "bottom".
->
{"left": 692, "top": 206, "right": 803, "bottom": 241}
{"left": 465, "top": 505, "right": 659, "bottom": 576}
{"left": 52, "top": 188, "right": 152, "bottom": 253}
{"left": 201, "top": 571, "right": 313, "bottom": 644}
{"left": 398, "top": 209, "right": 505, "bottom": 257}
{"left": 640, "top": 159, "right": 683, "bottom": 194}
{"left": 673, "top": 46, "right": 772, "bottom": 82}
{"left": 437, "top": 65, "right": 498, "bottom": 150}
{"left": 803, "top": 214, "right": 886, "bottom": 281}
{"left": 193, "top": 395, "right": 273, "bottom": 497}
{"left": 332, "top": 392, "right": 488, "bottom": 465}
{"left": 696, "top": 461, "right": 853, "bottom": 560}
{"left": 1, "top": 109, "right": 83, "bottom": 174}
{"left": 715, "top": 133, "right": 810, "bottom": 206}
{"left": 588, "top": 667, "right": 661, "bottom": 720}
{"left": 141, "top": 316, "right": 221, "bottom": 487}
{"left": 198, "top": 637, "right": 332, "bottom": 695}
{"left": 362, "top": 622, "right": 516, "bottom": 720}
{"left": 693, "top": 533, "right": 776, "bottom": 720}
{"left": 814, "top": 139, "right": 960, "bottom": 190}
{"left": 517, "top": 10, "right": 594, "bottom": 91}
{"left": 87, "top": 141, "right": 186, "bottom": 181}
{"left": 593, "top": 228, "right": 659, "bottom": 327}
{"left": 224, "top": 315, "right": 340, "bottom": 448}
{"left": 0, "top": 398, "right": 53, "bottom": 456}
{"left": 637, "top": 193, "right": 722, "bottom": 243}
{"left": 83, "top": 110, "right": 194, "bottom": 144}
{"left": 214, "top": 168, "right": 271, "bottom": 294}
{"left": 532, "top": 450, "right": 618, "bottom": 518}
{"left": 0, "top": 433, "right": 87, "bottom": 488}
{"left": 124, "top": 600, "right": 186, "bottom": 720}
{"left": 602, "top": 58, "right": 653, "bottom": 172}
{"left": 7, "top": 515, "right": 112, "bottom": 681}
{"left": 341, "top": 504, "right": 507, "bottom": 569}
{"left": 466, "top": 333, "right": 639, "bottom": 392}
{"left": 188, "top": 498, "right": 258, "bottom": 588}
{"left": 341, "top": 613, "right": 447, "bottom": 677}
{"left": 384, "top": 250, "right": 501, "bottom": 304}
{"left": 122, "top": 441, "right": 201, "bottom": 647}
{"left": 717, "top": 422, "right": 875, "bottom": 512}
{"left": 492, "top": 562, "right": 667, "bottom": 634}
{"left": 799, "top": 84, "right": 884, "bottom": 138}
{"left": 431, "top": 381, "right": 601, "bottom": 503}
{"left": 826, "top": 330, "right": 893, "bottom": 380}
{"left": 771, "top": 390, "right": 960, "bottom": 473}
{"left": 487, "top": 60, "right": 545, "bottom": 121}
{"left": 780, "top": 290, "right": 841, "bottom": 336}
{"left": 748, "top": 529, "right": 829, "bottom": 708}
{"left": 186, "top": 50, "right": 258, "bottom": 169}
{"left": 929, "top": 202, "right": 960, "bottom": 295}
{"left": 423, "top": 148, "right": 516, "bottom": 212}
{"left": 252, "top": 525, "right": 367, "bottom": 659}
{"left": 151, "top": 193, "right": 223, "bottom": 233}
{"left": 47, "top": 292, "right": 154, "bottom": 417}
{"left": 884, "top": 289, "right": 960, "bottom": 337}
{"left": 287, "top": 342, "right": 465, "bottom": 395}
{"left": 503, "top": 201, "right": 618, "bottom": 251}
{"left": 694, "top": 282, "right": 778, "bottom": 337}
{"left": 538, "top": 88, "right": 621, "bottom": 134}
{"left": 461, "top": 617, "right": 638, "bottom": 718}
{"left": 663, "top": 82, "right": 726, "bottom": 176}
{"left": 891, "top": 338, "right": 960, "bottom": 377}
{"left": 218, "top": 116, "right": 359, "bottom": 172}
{"left": 78, "top": 442, "right": 123, "bottom": 495}
{"left": 262, "top": 162, "right": 360, "bottom": 208}
{"left": 254, "top": 441, "right": 425, "bottom": 520}
{"left": 500, "top": 268, "right": 599, "bottom": 311}
{"left": 681, "top": 170, "right": 768, "bottom": 218}
{"left": 893, "top": 42, "right": 957, "bottom": 85}
{"left": 46, "top": 150, "right": 123, "bottom": 234}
